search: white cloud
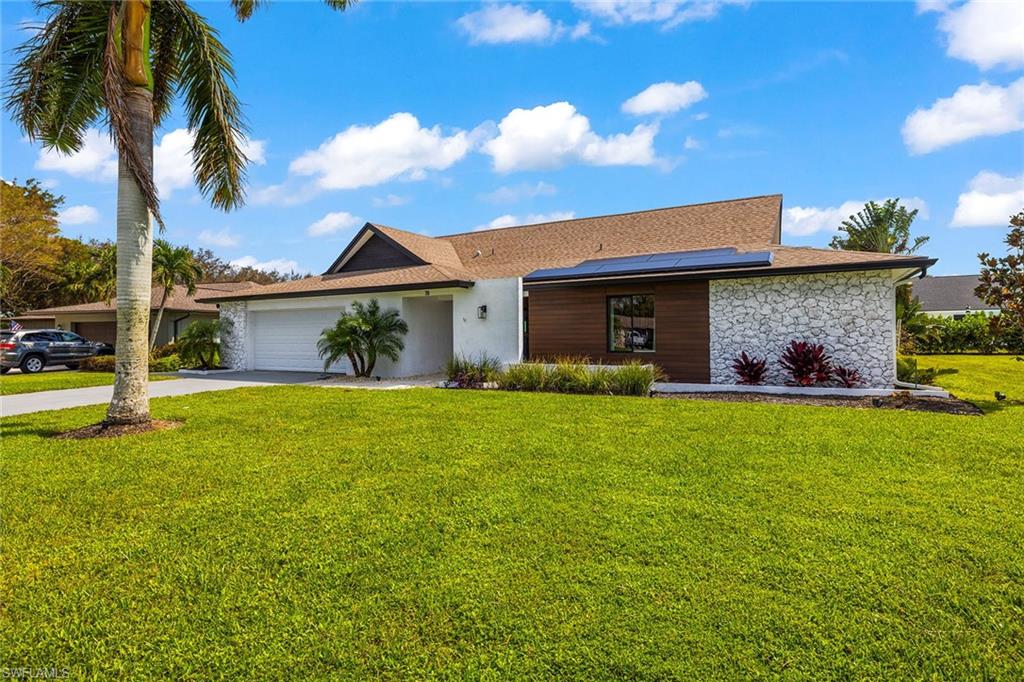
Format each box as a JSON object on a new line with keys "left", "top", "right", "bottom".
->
{"left": 371, "top": 194, "right": 410, "bottom": 207}
{"left": 456, "top": 4, "right": 591, "bottom": 45}
{"left": 717, "top": 123, "right": 762, "bottom": 139}
{"left": 692, "top": 112, "right": 710, "bottom": 121}
{"left": 36, "top": 129, "right": 117, "bottom": 181}
{"left": 930, "top": 0, "right": 1024, "bottom": 70}
{"left": 683, "top": 135, "right": 701, "bottom": 150}
{"left": 307, "top": 211, "right": 363, "bottom": 237}
{"left": 231, "top": 255, "right": 302, "bottom": 273}
{"left": 482, "top": 101, "right": 658, "bottom": 172}
{"left": 952, "top": 171, "right": 1024, "bottom": 227}
{"left": 480, "top": 181, "right": 558, "bottom": 203}
{"left": 475, "top": 211, "right": 576, "bottom": 231}
{"left": 197, "top": 228, "right": 241, "bottom": 248}
{"left": 58, "top": 205, "right": 100, "bottom": 225}
{"left": 622, "top": 81, "right": 707, "bottom": 116}
{"left": 572, "top": 0, "right": 745, "bottom": 30}
{"left": 290, "top": 113, "right": 472, "bottom": 190}
{"left": 902, "top": 79, "right": 1024, "bottom": 154}
{"left": 783, "top": 197, "right": 929, "bottom": 237}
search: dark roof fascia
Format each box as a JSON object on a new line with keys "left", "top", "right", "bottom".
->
{"left": 198, "top": 280, "right": 474, "bottom": 304}
{"left": 523, "top": 255, "right": 775, "bottom": 284}
{"left": 323, "top": 223, "right": 428, "bottom": 275}
{"left": 523, "top": 258, "right": 938, "bottom": 290}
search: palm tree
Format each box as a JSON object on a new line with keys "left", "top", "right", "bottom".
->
{"left": 177, "top": 318, "right": 230, "bottom": 370}
{"left": 830, "top": 199, "right": 929, "bottom": 255}
{"left": 317, "top": 300, "right": 409, "bottom": 377}
{"left": 149, "top": 239, "right": 203, "bottom": 348}
{"left": 59, "top": 243, "right": 117, "bottom": 304}
{"left": 5, "top": 0, "right": 352, "bottom": 426}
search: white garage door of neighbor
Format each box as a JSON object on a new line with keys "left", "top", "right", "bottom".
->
{"left": 251, "top": 308, "right": 348, "bottom": 372}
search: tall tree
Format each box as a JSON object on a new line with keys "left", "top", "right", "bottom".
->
{"left": 5, "top": 0, "right": 351, "bottom": 426}
{"left": 150, "top": 239, "right": 203, "bottom": 348}
{"left": 830, "top": 199, "right": 929, "bottom": 255}
{"left": 977, "top": 211, "right": 1024, "bottom": 354}
{"left": 0, "top": 179, "right": 64, "bottom": 314}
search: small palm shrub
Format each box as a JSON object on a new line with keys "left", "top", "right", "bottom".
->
{"left": 498, "top": 362, "right": 546, "bottom": 391}
{"left": 833, "top": 365, "right": 863, "bottom": 388}
{"left": 731, "top": 351, "right": 767, "bottom": 385}
{"left": 446, "top": 353, "right": 503, "bottom": 388}
{"left": 319, "top": 299, "right": 409, "bottom": 377}
{"left": 779, "top": 340, "right": 833, "bottom": 386}
{"left": 178, "top": 319, "right": 231, "bottom": 370}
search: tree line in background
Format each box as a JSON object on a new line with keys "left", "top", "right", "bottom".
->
{"left": 0, "top": 178, "right": 306, "bottom": 316}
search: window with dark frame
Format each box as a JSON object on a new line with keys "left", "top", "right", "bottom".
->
{"left": 608, "top": 294, "right": 655, "bottom": 352}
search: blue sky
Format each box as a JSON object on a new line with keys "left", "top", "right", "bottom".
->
{"left": 2, "top": 1, "right": 1022, "bottom": 276}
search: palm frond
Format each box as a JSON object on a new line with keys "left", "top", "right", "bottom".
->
{"left": 229, "top": 0, "right": 269, "bottom": 21}
{"left": 323, "top": 0, "right": 357, "bottom": 10}
{"left": 148, "top": 2, "right": 185, "bottom": 127}
{"left": 164, "top": 0, "right": 249, "bottom": 211}
{"left": 4, "top": 1, "right": 108, "bottom": 152}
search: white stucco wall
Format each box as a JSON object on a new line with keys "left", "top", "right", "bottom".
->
{"left": 708, "top": 270, "right": 897, "bottom": 388}
{"left": 451, "top": 277, "right": 523, "bottom": 366}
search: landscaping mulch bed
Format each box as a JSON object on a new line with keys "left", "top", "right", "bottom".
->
{"left": 654, "top": 391, "right": 984, "bottom": 416}
{"left": 55, "top": 419, "right": 184, "bottom": 439}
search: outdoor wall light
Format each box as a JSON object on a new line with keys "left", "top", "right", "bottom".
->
{"left": 477, "top": 305, "right": 487, "bottom": 320}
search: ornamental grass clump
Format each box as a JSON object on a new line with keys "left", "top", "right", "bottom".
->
{"left": 497, "top": 362, "right": 546, "bottom": 391}
{"left": 446, "top": 354, "right": 503, "bottom": 388}
{"left": 779, "top": 340, "right": 833, "bottom": 386}
{"left": 606, "top": 360, "right": 663, "bottom": 396}
{"left": 731, "top": 351, "right": 767, "bottom": 385}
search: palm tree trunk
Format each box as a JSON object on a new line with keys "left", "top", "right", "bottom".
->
{"left": 105, "top": 87, "right": 154, "bottom": 425}
{"left": 149, "top": 287, "right": 170, "bottom": 349}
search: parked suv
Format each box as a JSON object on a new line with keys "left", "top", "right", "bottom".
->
{"left": 0, "top": 329, "right": 103, "bottom": 374}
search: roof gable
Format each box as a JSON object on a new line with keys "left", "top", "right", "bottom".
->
{"left": 325, "top": 223, "right": 431, "bottom": 274}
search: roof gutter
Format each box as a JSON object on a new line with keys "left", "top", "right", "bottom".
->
{"left": 198, "top": 279, "right": 475, "bottom": 304}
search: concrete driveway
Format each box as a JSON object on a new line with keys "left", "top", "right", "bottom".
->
{"left": 1, "top": 371, "right": 328, "bottom": 417}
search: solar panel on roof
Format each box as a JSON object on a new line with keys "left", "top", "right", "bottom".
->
{"left": 524, "top": 247, "right": 773, "bottom": 282}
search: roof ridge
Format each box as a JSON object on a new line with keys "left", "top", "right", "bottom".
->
{"left": 438, "top": 194, "right": 784, "bottom": 238}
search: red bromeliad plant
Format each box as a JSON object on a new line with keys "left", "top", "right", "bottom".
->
{"left": 833, "top": 365, "right": 864, "bottom": 388}
{"left": 731, "top": 351, "right": 767, "bottom": 385}
{"left": 779, "top": 340, "right": 833, "bottom": 386}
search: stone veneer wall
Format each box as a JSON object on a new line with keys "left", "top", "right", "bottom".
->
{"left": 218, "top": 301, "right": 249, "bottom": 370}
{"left": 708, "top": 271, "right": 896, "bottom": 388}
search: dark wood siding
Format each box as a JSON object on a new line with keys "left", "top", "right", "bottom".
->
{"left": 339, "top": 235, "right": 420, "bottom": 272}
{"left": 526, "top": 280, "right": 710, "bottom": 382}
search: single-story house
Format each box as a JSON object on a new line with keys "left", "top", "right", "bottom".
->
{"left": 198, "top": 195, "right": 936, "bottom": 388}
{"left": 911, "top": 275, "right": 998, "bottom": 319}
{"left": 15, "top": 281, "right": 259, "bottom": 346}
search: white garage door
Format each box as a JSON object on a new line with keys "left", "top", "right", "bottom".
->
{"left": 251, "top": 308, "right": 349, "bottom": 372}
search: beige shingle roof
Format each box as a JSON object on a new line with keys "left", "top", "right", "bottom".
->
{"left": 24, "top": 282, "right": 261, "bottom": 315}
{"left": 196, "top": 195, "right": 935, "bottom": 302}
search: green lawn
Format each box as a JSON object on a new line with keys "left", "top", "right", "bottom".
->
{"left": 0, "top": 370, "right": 176, "bottom": 395}
{"left": 1, "top": 356, "right": 1021, "bottom": 678}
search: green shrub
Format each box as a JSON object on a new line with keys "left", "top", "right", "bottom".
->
{"left": 151, "top": 342, "right": 178, "bottom": 359}
{"left": 497, "top": 362, "right": 546, "bottom": 391}
{"left": 80, "top": 355, "right": 116, "bottom": 372}
{"left": 150, "top": 354, "right": 181, "bottom": 372}
{"left": 542, "top": 357, "right": 595, "bottom": 393}
{"left": 914, "top": 313, "right": 1003, "bottom": 354}
{"left": 178, "top": 319, "right": 229, "bottom": 369}
{"left": 446, "top": 354, "right": 503, "bottom": 388}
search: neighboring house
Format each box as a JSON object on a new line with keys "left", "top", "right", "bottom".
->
{"left": 198, "top": 195, "right": 936, "bottom": 388}
{"left": 911, "top": 275, "right": 999, "bottom": 319}
{"left": 14, "top": 282, "right": 260, "bottom": 346}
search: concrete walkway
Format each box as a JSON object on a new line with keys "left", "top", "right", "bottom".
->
{"left": 1, "top": 371, "right": 327, "bottom": 417}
